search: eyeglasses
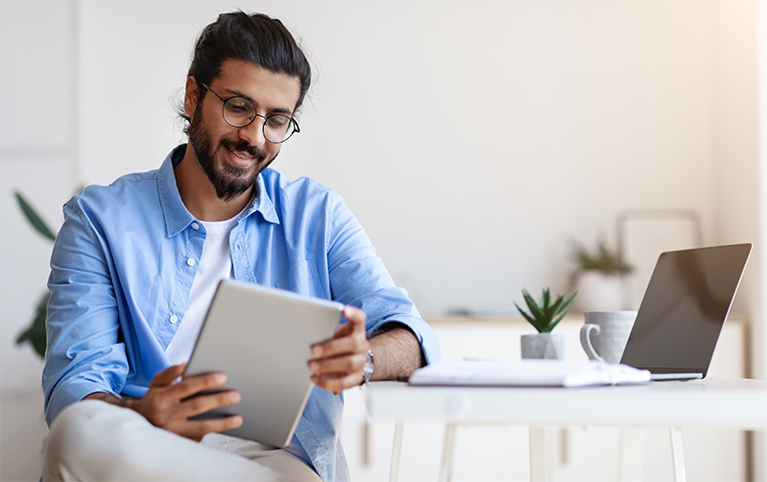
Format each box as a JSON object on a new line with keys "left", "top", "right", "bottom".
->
{"left": 201, "top": 83, "right": 300, "bottom": 144}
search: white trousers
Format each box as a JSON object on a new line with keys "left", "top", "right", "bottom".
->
{"left": 42, "top": 400, "right": 322, "bottom": 481}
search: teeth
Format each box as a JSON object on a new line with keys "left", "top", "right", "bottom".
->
{"left": 228, "top": 147, "right": 254, "bottom": 160}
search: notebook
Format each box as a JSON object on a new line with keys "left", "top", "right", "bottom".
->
{"left": 184, "top": 279, "right": 343, "bottom": 446}
{"left": 620, "top": 243, "right": 752, "bottom": 380}
{"left": 409, "top": 359, "right": 651, "bottom": 387}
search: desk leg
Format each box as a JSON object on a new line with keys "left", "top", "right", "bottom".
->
{"left": 529, "top": 428, "right": 546, "bottom": 482}
{"left": 389, "top": 420, "right": 404, "bottom": 482}
{"left": 619, "top": 428, "right": 644, "bottom": 482}
{"left": 438, "top": 423, "right": 458, "bottom": 482}
{"left": 669, "top": 427, "right": 686, "bottom": 482}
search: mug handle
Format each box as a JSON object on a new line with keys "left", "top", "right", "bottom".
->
{"left": 580, "top": 324, "right": 604, "bottom": 362}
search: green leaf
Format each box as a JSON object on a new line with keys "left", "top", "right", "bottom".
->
{"left": 14, "top": 191, "right": 56, "bottom": 242}
{"left": 513, "top": 301, "right": 536, "bottom": 326}
{"left": 517, "top": 290, "right": 548, "bottom": 333}
{"left": 541, "top": 296, "right": 563, "bottom": 319}
{"left": 569, "top": 238, "right": 633, "bottom": 278}
{"left": 517, "top": 288, "right": 578, "bottom": 333}
{"left": 548, "top": 292, "right": 578, "bottom": 332}
{"left": 541, "top": 288, "right": 551, "bottom": 311}
{"left": 16, "top": 291, "right": 49, "bottom": 358}
{"left": 522, "top": 290, "right": 546, "bottom": 322}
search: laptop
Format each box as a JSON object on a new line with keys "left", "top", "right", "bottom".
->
{"left": 184, "top": 279, "right": 343, "bottom": 446}
{"left": 620, "top": 243, "right": 752, "bottom": 381}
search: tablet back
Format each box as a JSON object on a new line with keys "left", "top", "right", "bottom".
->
{"left": 185, "top": 279, "right": 343, "bottom": 446}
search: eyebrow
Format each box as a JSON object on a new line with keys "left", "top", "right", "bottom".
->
{"left": 223, "top": 88, "right": 294, "bottom": 115}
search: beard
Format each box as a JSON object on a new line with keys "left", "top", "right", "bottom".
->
{"left": 187, "top": 106, "right": 275, "bottom": 202}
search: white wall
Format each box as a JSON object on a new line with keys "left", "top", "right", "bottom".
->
{"left": 3, "top": 0, "right": 762, "bottom": 384}
{"left": 0, "top": 2, "right": 75, "bottom": 479}
{"left": 1, "top": 0, "right": 74, "bottom": 390}
{"left": 76, "top": 0, "right": 723, "bottom": 316}
{"left": 711, "top": 1, "right": 761, "bottom": 297}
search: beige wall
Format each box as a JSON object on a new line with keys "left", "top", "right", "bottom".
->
{"left": 3, "top": 0, "right": 763, "bottom": 384}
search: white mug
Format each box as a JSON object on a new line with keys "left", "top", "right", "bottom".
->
{"left": 579, "top": 311, "right": 638, "bottom": 364}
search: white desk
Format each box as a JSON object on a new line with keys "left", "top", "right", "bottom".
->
{"left": 364, "top": 378, "right": 767, "bottom": 482}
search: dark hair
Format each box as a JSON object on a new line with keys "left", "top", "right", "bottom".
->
{"left": 179, "top": 11, "right": 311, "bottom": 132}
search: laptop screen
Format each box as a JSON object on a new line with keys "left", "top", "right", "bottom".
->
{"left": 620, "top": 244, "right": 751, "bottom": 376}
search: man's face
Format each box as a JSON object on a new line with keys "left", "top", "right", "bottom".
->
{"left": 185, "top": 59, "right": 301, "bottom": 201}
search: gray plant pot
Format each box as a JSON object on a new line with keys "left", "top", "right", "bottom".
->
{"left": 521, "top": 333, "right": 566, "bottom": 360}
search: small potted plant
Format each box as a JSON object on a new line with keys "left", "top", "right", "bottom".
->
{"left": 569, "top": 238, "right": 632, "bottom": 311}
{"left": 514, "top": 288, "right": 577, "bottom": 359}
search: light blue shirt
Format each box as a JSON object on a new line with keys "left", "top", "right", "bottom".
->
{"left": 43, "top": 144, "right": 441, "bottom": 481}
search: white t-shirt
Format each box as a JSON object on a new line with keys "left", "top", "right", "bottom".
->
{"left": 165, "top": 216, "right": 239, "bottom": 365}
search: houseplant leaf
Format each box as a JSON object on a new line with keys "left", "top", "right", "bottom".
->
{"left": 515, "top": 288, "right": 578, "bottom": 334}
{"left": 522, "top": 289, "right": 548, "bottom": 332}
{"left": 548, "top": 292, "right": 578, "bottom": 332}
{"left": 513, "top": 300, "right": 536, "bottom": 326}
{"left": 540, "top": 288, "right": 551, "bottom": 311}
{"left": 16, "top": 291, "right": 49, "bottom": 358}
{"left": 14, "top": 191, "right": 56, "bottom": 242}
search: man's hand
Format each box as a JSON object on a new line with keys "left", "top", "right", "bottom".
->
{"left": 308, "top": 305, "right": 370, "bottom": 393}
{"left": 85, "top": 364, "right": 243, "bottom": 442}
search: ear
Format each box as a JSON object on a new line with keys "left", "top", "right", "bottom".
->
{"left": 184, "top": 76, "right": 199, "bottom": 117}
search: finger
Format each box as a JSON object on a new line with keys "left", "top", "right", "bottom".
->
{"left": 343, "top": 305, "right": 367, "bottom": 329}
{"left": 327, "top": 306, "right": 366, "bottom": 339}
{"left": 170, "top": 371, "right": 228, "bottom": 401}
{"left": 311, "top": 371, "right": 363, "bottom": 393}
{"left": 311, "top": 332, "right": 368, "bottom": 360}
{"left": 149, "top": 364, "right": 187, "bottom": 388}
{"left": 313, "top": 306, "right": 366, "bottom": 352}
{"left": 177, "top": 389, "right": 242, "bottom": 419}
{"left": 175, "top": 415, "right": 244, "bottom": 442}
{"left": 312, "top": 324, "right": 351, "bottom": 356}
{"left": 330, "top": 319, "right": 354, "bottom": 340}
{"left": 309, "top": 352, "right": 366, "bottom": 376}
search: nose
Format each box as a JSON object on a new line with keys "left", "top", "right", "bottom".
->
{"left": 237, "top": 115, "right": 267, "bottom": 147}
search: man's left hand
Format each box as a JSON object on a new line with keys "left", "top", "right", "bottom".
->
{"left": 308, "top": 305, "right": 370, "bottom": 393}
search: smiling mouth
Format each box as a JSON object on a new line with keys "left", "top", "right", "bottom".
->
{"left": 227, "top": 146, "right": 255, "bottom": 160}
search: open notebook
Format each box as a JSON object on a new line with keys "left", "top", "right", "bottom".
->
{"left": 408, "top": 359, "right": 651, "bottom": 388}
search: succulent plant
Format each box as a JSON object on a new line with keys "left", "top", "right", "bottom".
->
{"left": 514, "top": 288, "right": 577, "bottom": 333}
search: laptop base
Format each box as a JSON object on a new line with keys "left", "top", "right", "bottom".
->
{"left": 650, "top": 372, "right": 704, "bottom": 381}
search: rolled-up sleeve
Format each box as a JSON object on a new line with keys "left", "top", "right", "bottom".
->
{"left": 325, "top": 192, "right": 441, "bottom": 364}
{"left": 43, "top": 197, "right": 129, "bottom": 426}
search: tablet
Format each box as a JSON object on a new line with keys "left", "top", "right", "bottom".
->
{"left": 184, "top": 279, "right": 343, "bottom": 447}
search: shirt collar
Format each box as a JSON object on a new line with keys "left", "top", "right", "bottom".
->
{"left": 158, "top": 144, "right": 280, "bottom": 238}
{"left": 250, "top": 173, "right": 280, "bottom": 225}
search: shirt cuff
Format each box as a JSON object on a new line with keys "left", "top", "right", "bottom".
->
{"left": 45, "top": 380, "right": 119, "bottom": 427}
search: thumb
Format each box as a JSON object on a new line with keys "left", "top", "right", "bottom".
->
{"left": 332, "top": 320, "right": 353, "bottom": 339}
{"left": 343, "top": 305, "right": 367, "bottom": 330}
{"left": 332, "top": 306, "right": 366, "bottom": 339}
{"left": 149, "top": 363, "right": 186, "bottom": 388}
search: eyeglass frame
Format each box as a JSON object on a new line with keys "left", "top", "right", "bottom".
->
{"left": 200, "top": 83, "right": 301, "bottom": 144}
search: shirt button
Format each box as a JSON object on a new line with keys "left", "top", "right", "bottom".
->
{"left": 170, "top": 315, "right": 178, "bottom": 324}
{"left": 191, "top": 222, "right": 200, "bottom": 230}
{"left": 187, "top": 258, "right": 196, "bottom": 266}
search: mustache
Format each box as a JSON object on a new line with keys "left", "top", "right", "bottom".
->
{"left": 220, "top": 138, "right": 266, "bottom": 160}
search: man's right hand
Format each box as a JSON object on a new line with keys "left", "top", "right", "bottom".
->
{"left": 84, "top": 364, "right": 243, "bottom": 442}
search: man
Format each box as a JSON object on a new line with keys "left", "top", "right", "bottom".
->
{"left": 42, "top": 11, "right": 440, "bottom": 481}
